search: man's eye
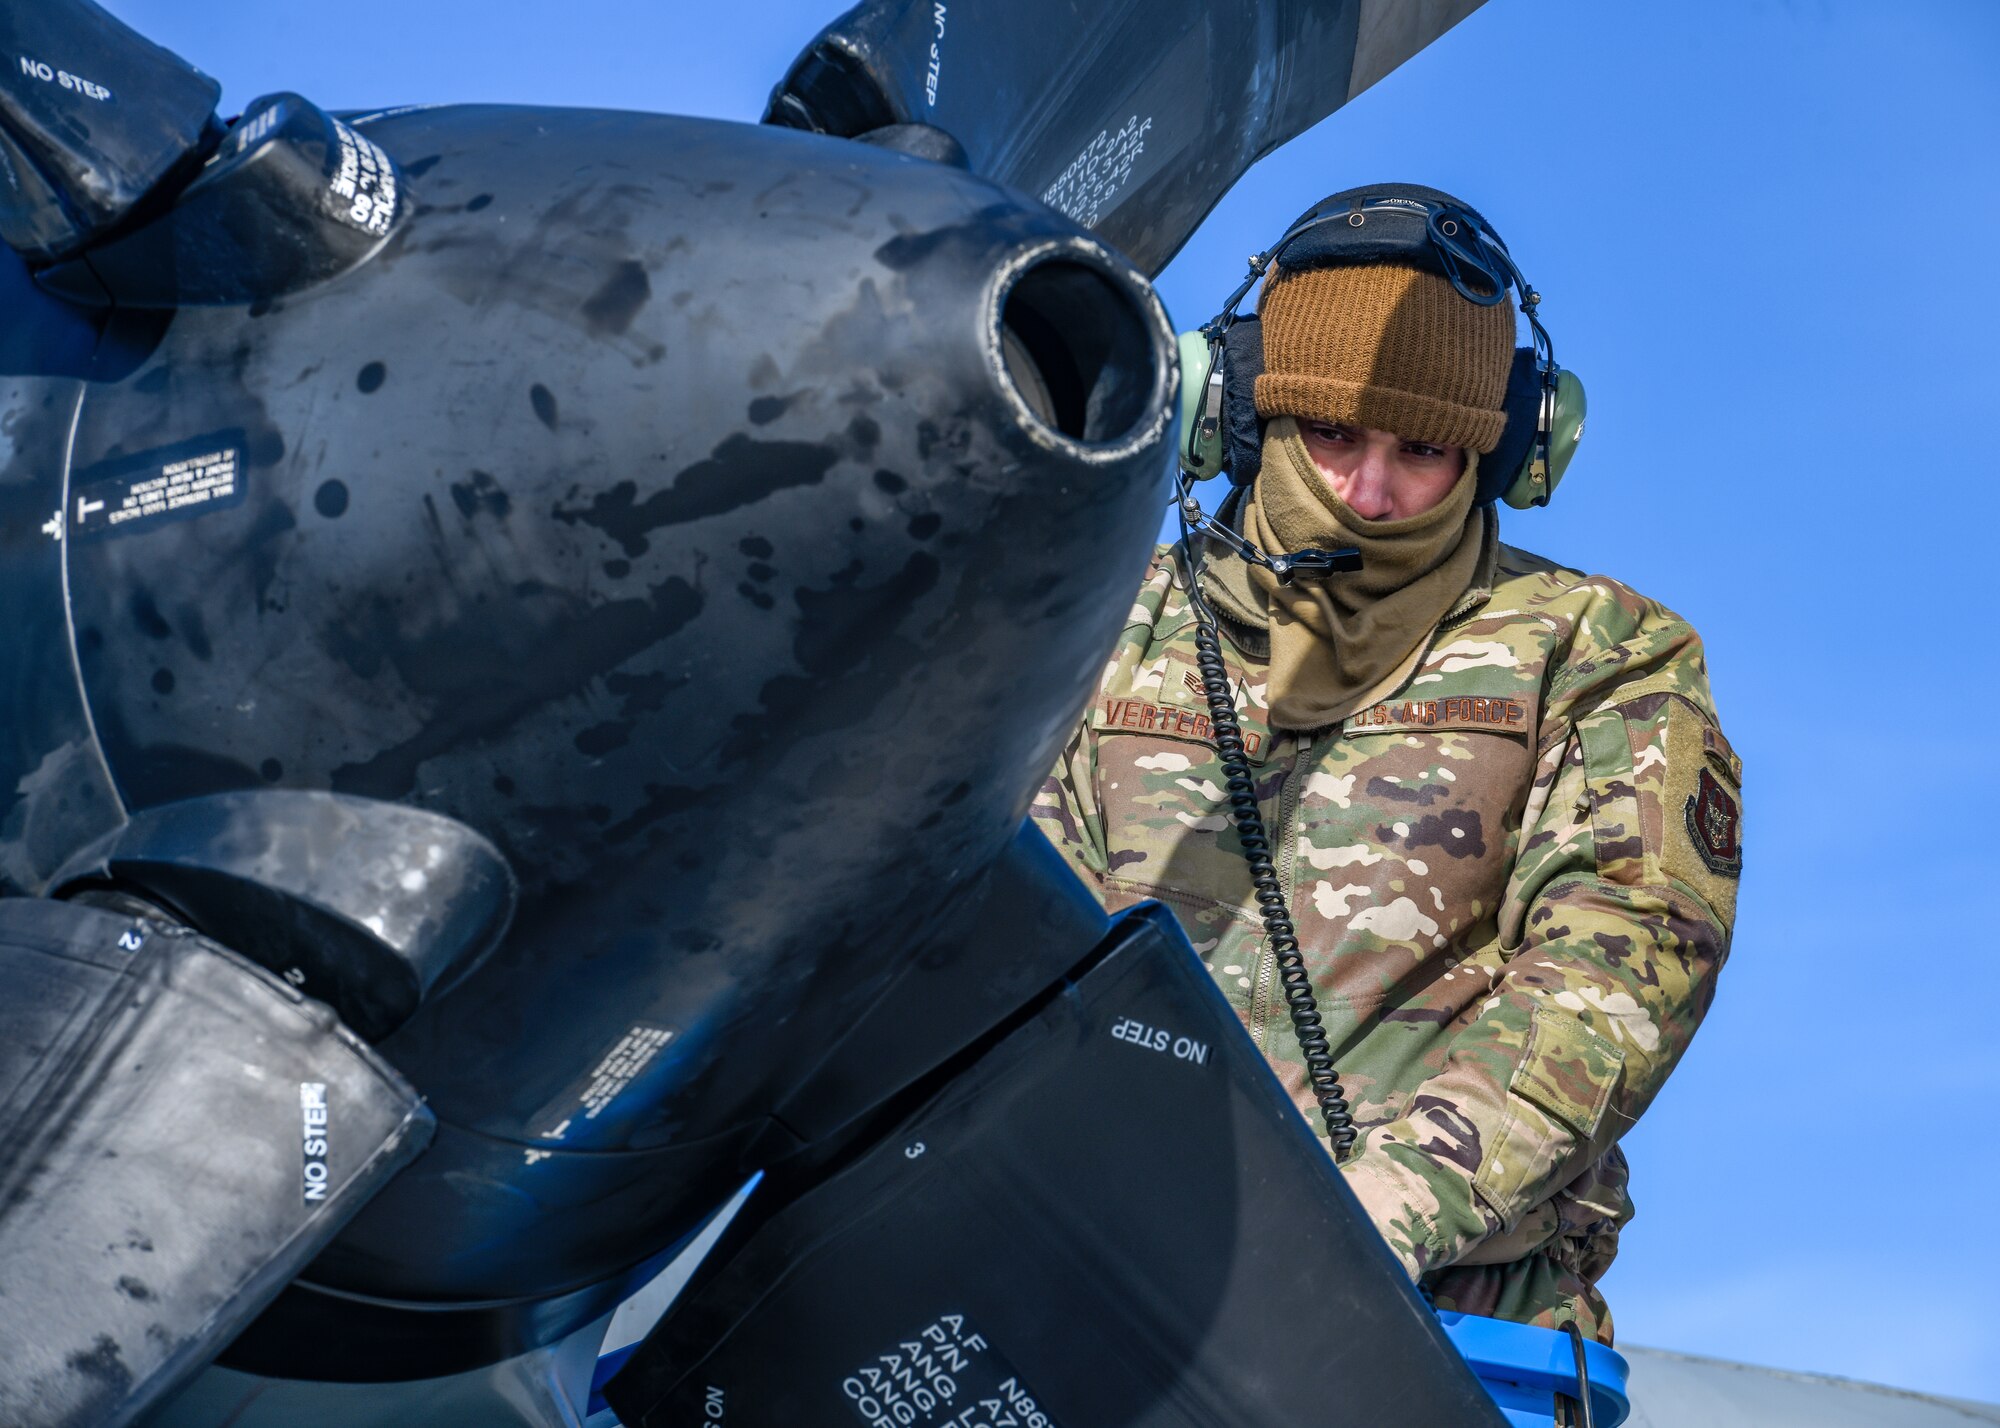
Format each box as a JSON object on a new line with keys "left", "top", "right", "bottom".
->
{"left": 1404, "top": 443, "right": 1446, "bottom": 459}
{"left": 1310, "top": 423, "right": 1351, "bottom": 442}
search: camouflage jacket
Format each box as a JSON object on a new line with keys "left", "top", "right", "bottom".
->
{"left": 1031, "top": 539, "right": 1740, "bottom": 1341}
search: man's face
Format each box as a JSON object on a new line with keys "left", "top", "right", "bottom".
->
{"left": 1297, "top": 421, "right": 1466, "bottom": 522}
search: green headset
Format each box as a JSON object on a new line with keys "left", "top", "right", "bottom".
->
{"left": 1175, "top": 183, "right": 1585, "bottom": 514}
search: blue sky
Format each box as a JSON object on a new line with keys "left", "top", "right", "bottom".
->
{"left": 109, "top": 0, "right": 2000, "bottom": 1402}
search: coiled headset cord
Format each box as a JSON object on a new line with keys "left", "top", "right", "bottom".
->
{"left": 1172, "top": 521, "right": 1357, "bottom": 1158}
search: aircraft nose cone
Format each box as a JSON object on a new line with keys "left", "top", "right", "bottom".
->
{"left": 45, "top": 104, "right": 1177, "bottom": 1304}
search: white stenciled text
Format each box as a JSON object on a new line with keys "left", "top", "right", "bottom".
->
{"left": 925, "top": 3, "right": 948, "bottom": 106}
{"left": 17, "top": 55, "right": 112, "bottom": 101}
{"left": 326, "top": 118, "right": 399, "bottom": 237}
{"left": 1040, "top": 115, "right": 1152, "bottom": 228}
{"left": 1109, "top": 1015, "right": 1209, "bottom": 1067}
{"left": 300, "top": 1082, "right": 330, "bottom": 1202}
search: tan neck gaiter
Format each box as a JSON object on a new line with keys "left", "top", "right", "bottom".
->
{"left": 1241, "top": 416, "right": 1485, "bottom": 731}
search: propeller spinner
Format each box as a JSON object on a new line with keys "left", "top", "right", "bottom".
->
{"left": 0, "top": 3, "right": 1510, "bottom": 1426}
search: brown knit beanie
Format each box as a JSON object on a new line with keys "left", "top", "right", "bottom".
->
{"left": 1253, "top": 261, "right": 1515, "bottom": 454}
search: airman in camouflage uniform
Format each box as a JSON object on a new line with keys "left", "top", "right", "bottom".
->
{"left": 1030, "top": 186, "right": 1739, "bottom": 1343}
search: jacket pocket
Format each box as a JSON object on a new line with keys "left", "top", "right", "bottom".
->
{"left": 1472, "top": 1008, "right": 1625, "bottom": 1223}
{"left": 1091, "top": 730, "right": 1259, "bottom": 902}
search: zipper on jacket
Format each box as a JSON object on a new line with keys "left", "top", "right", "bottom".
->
{"left": 1242, "top": 552, "right": 1486, "bottom": 1049}
{"left": 1251, "top": 733, "right": 1312, "bottom": 1052}
{"left": 1437, "top": 581, "right": 1488, "bottom": 633}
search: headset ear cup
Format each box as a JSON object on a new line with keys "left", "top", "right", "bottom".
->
{"left": 1502, "top": 367, "right": 1585, "bottom": 509}
{"left": 1175, "top": 330, "right": 1225, "bottom": 479}
{"left": 1480, "top": 347, "right": 1542, "bottom": 506}
{"left": 1220, "top": 314, "right": 1266, "bottom": 486}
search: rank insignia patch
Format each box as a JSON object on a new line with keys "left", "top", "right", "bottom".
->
{"left": 1684, "top": 767, "right": 1743, "bottom": 875}
{"left": 1158, "top": 655, "right": 1211, "bottom": 712}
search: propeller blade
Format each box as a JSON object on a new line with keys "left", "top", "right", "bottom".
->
{"left": 0, "top": 0, "right": 221, "bottom": 263}
{"left": 766, "top": 0, "right": 1487, "bottom": 276}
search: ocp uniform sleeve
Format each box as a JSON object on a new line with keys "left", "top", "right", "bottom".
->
{"left": 1338, "top": 586, "right": 1739, "bottom": 1279}
{"left": 1030, "top": 716, "right": 1110, "bottom": 888}
{"left": 1029, "top": 551, "right": 1188, "bottom": 891}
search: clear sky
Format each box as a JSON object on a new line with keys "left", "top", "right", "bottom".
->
{"left": 106, "top": 0, "right": 2000, "bottom": 1403}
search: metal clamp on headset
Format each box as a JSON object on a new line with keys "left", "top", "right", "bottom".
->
{"left": 1178, "top": 507, "right": 1362, "bottom": 586}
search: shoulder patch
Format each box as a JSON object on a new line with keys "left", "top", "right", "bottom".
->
{"left": 1684, "top": 767, "right": 1743, "bottom": 875}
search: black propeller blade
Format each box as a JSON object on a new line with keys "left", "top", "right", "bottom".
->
{"left": 0, "top": 0, "right": 221, "bottom": 262}
{"left": 767, "top": 0, "right": 1487, "bottom": 275}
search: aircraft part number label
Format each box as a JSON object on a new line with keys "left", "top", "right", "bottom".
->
{"left": 70, "top": 432, "right": 247, "bottom": 542}
{"left": 528, "top": 1022, "right": 677, "bottom": 1145}
{"left": 840, "top": 1314, "right": 1061, "bottom": 1428}
{"left": 1041, "top": 114, "right": 1154, "bottom": 229}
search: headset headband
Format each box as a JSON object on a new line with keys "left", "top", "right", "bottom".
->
{"left": 1202, "top": 192, "right": 1553, "bottom": 375}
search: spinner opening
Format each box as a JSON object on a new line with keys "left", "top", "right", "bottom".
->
{"left": 995, "top": 256, "right": 1160, "bottom": 449}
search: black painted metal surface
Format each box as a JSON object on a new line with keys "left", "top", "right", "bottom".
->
{"left": 39, "top": 90, "right": 411, "bottom": 309}
{"left": 769, "top": 0, "right": 1368, "bottom": 276}
{"left": 4, "top": 96, "right": 1175, "bottom": 1359}
{"left": 0, "top": 3, "right": 1505, "bottom": 1407}
{"left": 221, "top": 824, "right": 1115, "bottom": 1383}
{"left": 47, "top": 790, "right": 517, "bottom": 1041}
{"left": 607, "top": 905, "right": 1508, "bottom": 1428}
{"left": 0, "top": 898, "right": 431, "bottom": 1428}
{"left": 0, "top": 0, "right": 220, "bottom": 261}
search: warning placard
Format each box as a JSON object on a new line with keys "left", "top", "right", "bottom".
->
{"left": 71, "top": 432, "right": 248, "bottom": 542}
{"left": 528, "top": 1022, "right": 678, "bottom": 1144}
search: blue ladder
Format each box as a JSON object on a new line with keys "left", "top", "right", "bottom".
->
{"left": 1440, "top": 1311, "right": 1631, "bottom": 1427}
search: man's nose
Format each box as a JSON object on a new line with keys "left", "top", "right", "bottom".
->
{"left": 1339, "top": 447, "right": 1397, "bottom": 521}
